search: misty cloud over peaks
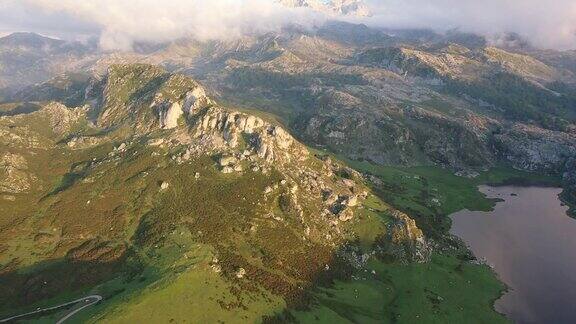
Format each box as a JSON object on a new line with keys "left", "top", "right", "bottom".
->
{"left": 10, "top": 0, "right": 327, "bottom": 51}
{"left": 365, "top": 0, "right": 576, "bottom": 50}
{"left": 1, "top": 0, "right": 576, "bottom": 50}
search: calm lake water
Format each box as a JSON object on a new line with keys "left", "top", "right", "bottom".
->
{"left": 450, "top": 186, "right": 576, "bottom": 324}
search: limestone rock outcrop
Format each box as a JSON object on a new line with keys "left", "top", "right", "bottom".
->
{"left": 377, "top": 210, "right": 431, "bottom": 263}
{"left": 66, "top": 136, "right": 106, "bottom": 150}
{"left": 190, "top": 106, "right": 308, "bottom": 165}
{"left": 40, "top": 102, "right": 86, "bottom": 136}
{"left": 494, "top": 123, "right": 576, "bottom": 172}
{"left": 0, "top": 152, "right": 35, "bottom": 194}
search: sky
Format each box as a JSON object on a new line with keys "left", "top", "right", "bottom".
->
{"left": 0, "top": 0, "right": 575, "bottom": 51}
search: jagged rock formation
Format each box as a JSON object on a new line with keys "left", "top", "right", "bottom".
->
{"left": 155, "top": 86, "right": 211, "bottom": 129}
{"left": 386, "top": 210, "right": 430, "bottom": 262}
{"left": 91, "top": 65, "right": 311, "bottom": 170}
{"left": 190, "top": 106, "right": 308, "bottom": 165}
{"left": 2, "top": 28, "right": 575, "bottom": 182}
{"left": 0, "top": 65, "right": 441, "bottom": 324}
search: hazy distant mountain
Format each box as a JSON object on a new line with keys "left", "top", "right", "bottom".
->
{"left": 0, "top": 32, "right": 93, "bottom": 90}
{"left": 278, "top": 0, "right": 371, "bottom": 16}
{"left": 0, "top": 32, "right": 65, "bottom": 50}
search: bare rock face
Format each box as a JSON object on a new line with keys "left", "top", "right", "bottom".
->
{"left": 495, "top": 124, "right": 576, "bottom": 172}
{"left": 153, "top": 86, "right": 212, "bottom": 130}
{"left": 183, "top": 87, "right": 211, "bottom": 114}
{"left": 389, "top": 211, "right": 425, "bottom": 244}
{"left": 191, "top": 106, "right": 308, "bottom": 165}
{"left": 158, "top": 102, "right": 183, "bottom": 129}
{"left": 159, "top": 181, "right": 170, "bottom": 191}
{"left": 39, "top": 102, "right": 86, "bottom": 136}
{"left": 66, "top": 136, "right": 106, "bottom": 150}
{"left": 219, "top": 156, "right": 238, "bottom": 167}
{"left": 92, "top": 65, "right": 309, "bottom": 170}
{"left": 377, "top": 210, "right": 431, "bottom": 263}
{"left": 219, "top": 155, "right": 241, "bottom": 173}
{"left": 96, "top": 65, "right": 214, "bottom": 131}
{"left": 0, "top": 153, "right": 35, "bottom": 194}
{"left": 343, "top": 195, "right": 358, "bottom": 207}
{"left": 235, "top": 267, "right": 247, "bottom": 279}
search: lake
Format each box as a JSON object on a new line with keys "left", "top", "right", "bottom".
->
{"left": 450, "top": 186, "right": 576, "bottom": 324}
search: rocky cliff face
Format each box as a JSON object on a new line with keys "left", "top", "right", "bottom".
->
{"left": 494, "top": 124, "right": 576, "bottom": 172}
{"left": 190, "top": 106, "right": 308, "bottom": 165}
{"left": 92, "top": 65, "right": 311, "bottom": 170}
{"left": 0, "top": 65, "right": 435, "bottom": 324}
{"left": 372, "top": 210, "right": 431, "bottom": 263}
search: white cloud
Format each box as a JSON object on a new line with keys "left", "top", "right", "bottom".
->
{"left": 364, "top": 0, "right": 576, "bottom": 50}
{"left": 1, "top": 0, "right": 576, "bottom": 50}
{"left": 14, "top": 0, "right": 326, "bottom": 51}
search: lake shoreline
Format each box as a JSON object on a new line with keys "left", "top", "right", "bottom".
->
{"left": 451, "top": 185, "right": 575, "bottom": 323}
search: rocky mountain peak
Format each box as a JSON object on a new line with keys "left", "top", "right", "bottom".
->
{"left": 95, "top": 64, "right": 207, "bottom": 129}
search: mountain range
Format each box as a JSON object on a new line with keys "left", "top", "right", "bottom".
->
{"left": 3, "top": 24, "right": 574, "bottom": 193}
{"left": 0, "top": 19, "right": 575, "bottom": 322}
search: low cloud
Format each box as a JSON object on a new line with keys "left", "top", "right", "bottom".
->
{"left": 364, "top": 0, "right": 576, "bottom": 50}
{"left": 11, "top": 0, "right": 326, "bottom": 51}
{"left": 2, "top": 0, "right": 576, "bottom": 50}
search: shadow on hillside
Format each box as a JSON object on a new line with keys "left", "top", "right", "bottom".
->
{"left": 253, "top": 240, "right": 390, "bottom": 324}
{"left": 0, "top": 248, "right": 132, "bottom": 320}
{"left": 128, "top": 74, "right": 170, "bottom": 105}
{"left": 41, "top": 161, "right": 92, "bottom": 199}
{"left": 0, "top": 103, "right": 41, "bottom": 116}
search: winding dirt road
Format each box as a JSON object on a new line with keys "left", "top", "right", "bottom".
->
{"left": 0, "top": 295, "right": 102, "bottom": 323}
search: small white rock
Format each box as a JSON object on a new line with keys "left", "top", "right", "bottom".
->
{"left": 236, "top": 268, "right": 246, "bottom": 279}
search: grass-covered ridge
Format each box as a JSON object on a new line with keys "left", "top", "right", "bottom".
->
{"left": 0, "top": 64, "right": 514, "bottom": 323}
